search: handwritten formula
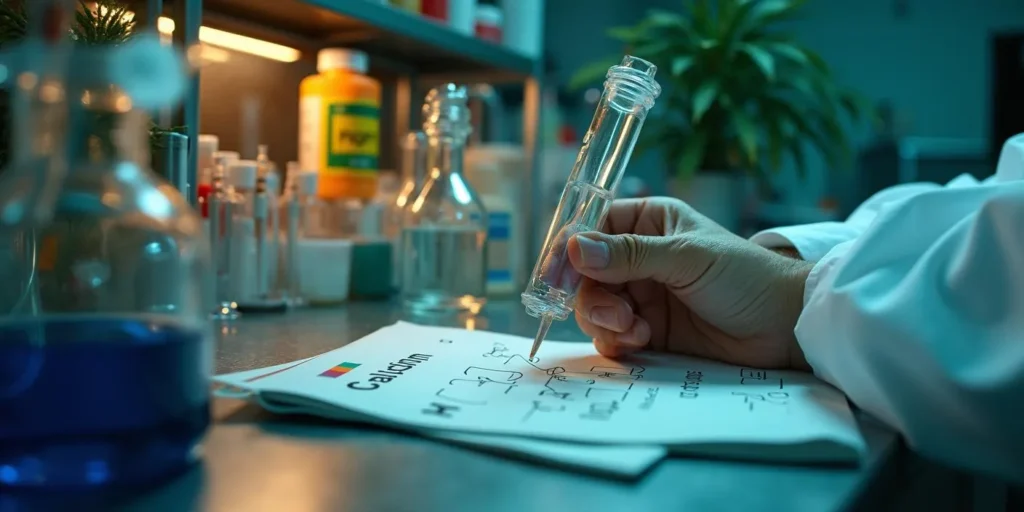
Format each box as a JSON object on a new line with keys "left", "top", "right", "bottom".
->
{"left": 245, "top": 322, "right": 865, "bottom": 455}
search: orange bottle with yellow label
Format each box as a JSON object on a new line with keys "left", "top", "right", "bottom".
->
{"left": 298, "top": 49, "right": 382, "bottom": 200}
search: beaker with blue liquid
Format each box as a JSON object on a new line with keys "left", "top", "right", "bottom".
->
{"left": 0, "top": 40, "right": 213, "bottom": 489}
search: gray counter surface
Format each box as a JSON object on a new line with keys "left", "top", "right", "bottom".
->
{"left": 132, "top": 300, "right": 901, "bottom": 512}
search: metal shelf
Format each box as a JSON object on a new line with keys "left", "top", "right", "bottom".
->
{"left": 201, "top": 0, "right": 538, "bottom": 79}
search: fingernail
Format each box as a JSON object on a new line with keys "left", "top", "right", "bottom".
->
{"left": 617, "top": 320, "right": 650, "bottom": 347}
{"left": 575, "top": 236, "right": 610, "bottom": 269}
{"left": 589, "top": 306, "right": 623, "bottom": 331}
{"left": 617, "top": 329, "right": 645, "bottom": 346}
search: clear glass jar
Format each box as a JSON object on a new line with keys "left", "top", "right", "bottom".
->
{"left": 385, "top": 131, "right": 427, "bottom": 240}
{"left": 0, "top": 53, "right": 212, "bottom": 489}
{"left": 400, "top": 84, "right": 488, "bottom": 314}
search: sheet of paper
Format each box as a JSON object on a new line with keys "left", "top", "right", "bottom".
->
{"left": 215, "top": 359, "right": 667, "bottom": 478}
{"left": 229, "top": 322, "right": 866, "bottom": 461}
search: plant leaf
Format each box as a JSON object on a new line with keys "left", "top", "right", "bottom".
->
{"left": 567, "top": 56, "right": 620, "bottom": 91}
{"left": 671, "top": 55, "right": 695, "bottom": 76}
{"left": 766, "top": 42, "right": 807, "bottom": 64}
{"left": 751, "top": 0, "right": 809, "bottom": 25}
{"left": 633, "top": 39, "right": 674, "bottom": 59}
{"left": 740, "top": 43, "right": 775, "bottom": 81}
{"left": 691, "top": 81, "right": 719, "bottom": 123}
{"left": 801, "top": 46, "right": 831, "bottom": 74}
{"left": 722, "top": 0, "right": 761, "bottom": 46}
{"left": 608, "top": 25, "right": 643, "bottom": 43}
{"left": 647, "top": 9, "right": 687, "bottom": 29}
{"left": 731, "top": 110, "right": 760, "bottom": 166}
{"left": 678, "top": 129, "right": 708, "bottom": 178}
{"left": 689, "top": 0, "right": 714, "bottom": 37}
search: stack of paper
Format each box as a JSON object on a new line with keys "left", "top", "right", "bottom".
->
{"left": 214, "top": 322, "right": 866, "bottom": 478}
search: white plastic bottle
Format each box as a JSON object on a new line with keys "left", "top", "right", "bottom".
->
{"left": 465, "top": 144, "right": 526, "bottom": 296}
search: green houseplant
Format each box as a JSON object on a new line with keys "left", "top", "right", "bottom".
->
{"left": 0, "top": 0, "right": 183, "bottom": 169}
{"left": 0, "top": 0, "right": 187, "bottom": 311}
{"left": 571, "top": 0, "right": 873, "bottom": 227}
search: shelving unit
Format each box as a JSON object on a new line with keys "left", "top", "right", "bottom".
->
{"left": 203, "top": 0, "right": 538, "bottom": 79}
{"left": 150, "top": 0, "right": 546, "bottom": 260}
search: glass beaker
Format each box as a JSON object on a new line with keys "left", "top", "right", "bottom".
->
{"left": 0, "top": 50, "right": 212, "bottom": 489}
{"left": 400, "top": 84, "right": 488, "bottom": 314}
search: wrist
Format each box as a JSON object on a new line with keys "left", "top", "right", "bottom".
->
{"left": 771, "top": 246, "right": 802, "bottom": 260}
{"left": 783, "top": 259, "right": 814, "bottom": 371}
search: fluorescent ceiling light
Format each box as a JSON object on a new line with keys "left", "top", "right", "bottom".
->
{"left": 157, "top": 17, "right": 301, "bottom": 63}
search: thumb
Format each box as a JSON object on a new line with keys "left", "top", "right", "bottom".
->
{"left": 568, "top": 232, "right": 682, "bottom": 285}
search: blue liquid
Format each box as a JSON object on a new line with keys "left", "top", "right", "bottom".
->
{"left": 0, "top": 316, "right": 211, "bottom": 489}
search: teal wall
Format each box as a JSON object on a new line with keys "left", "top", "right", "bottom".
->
{"left": 546, "top": 0, "right": 1024, "bottom": 203}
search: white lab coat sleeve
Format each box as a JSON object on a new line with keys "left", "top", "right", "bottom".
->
{"left": 751, "top": 183, "right": 945, "bottom": 262}
{"left": 795, "top": 183, "right": 1024, "bottom": 483}
{"left": 751, "top": 222, "right": 861, "bottom": 262}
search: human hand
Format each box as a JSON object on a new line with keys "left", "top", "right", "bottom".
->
{"left": 568, "top": 197, "right": 814, "bottom": 370}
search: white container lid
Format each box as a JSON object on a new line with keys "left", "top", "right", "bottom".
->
{"left": 197, "top": 135, "right": 219, "bottom": 183}
{"left": 198, "top": 135, "right": 219, "bottom": 161}
{"left": 213, "top": 150, "right": 240, "bottom": 165}
{"left": 317, "top": 48, "right": 368, "bottom": 74}
{"left": 198, "top": 134, "right": 219, "bottom": 148}
{"left": 475, "top": 4, "right": 503, "bottom": 25}
{"left": 298, "top": 171, "right": 318, "bottom": 196}
{"left": 227, "top": 160, "right": 258, "bottom": 188}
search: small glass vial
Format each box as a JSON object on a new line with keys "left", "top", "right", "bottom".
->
{"left": 400, "top": 84, "right": 488, "bottom": 314}
{"left": 209, "top": 153, "right": 241, "bottom": 320}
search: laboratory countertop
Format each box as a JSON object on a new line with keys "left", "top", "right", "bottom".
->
{"left": 137, "top": 300, "right": 901, "bottom": 511}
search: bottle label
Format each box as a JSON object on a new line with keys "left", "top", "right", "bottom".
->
{"left": 324, "top": 101, "right": 380, "bottom": 173}
{"left": 486, "top": 211, "right": 513, "bottom": 284}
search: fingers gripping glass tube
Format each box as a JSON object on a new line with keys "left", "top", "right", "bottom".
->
{"left": 523, "top": 56, "right": 661, "bottom": 356}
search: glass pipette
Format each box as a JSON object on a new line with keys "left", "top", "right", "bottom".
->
{"left": 523, "top": 55, "right": 661, "bottom": 358}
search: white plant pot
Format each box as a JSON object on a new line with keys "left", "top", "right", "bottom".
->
{"left": 669, "top": 171, "right": 753, "bottom": 233}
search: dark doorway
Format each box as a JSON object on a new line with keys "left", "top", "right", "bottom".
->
{"left": 992, "top": 32, "right": 1024, "bottom": 160}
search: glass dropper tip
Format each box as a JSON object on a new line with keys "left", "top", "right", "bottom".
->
{"left": 529, "top": 314, "right": 553, "bottom": 359}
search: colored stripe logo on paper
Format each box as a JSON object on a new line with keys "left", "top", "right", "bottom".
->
{"left": 319, "top": 362, "right": 360, "bottom": 378}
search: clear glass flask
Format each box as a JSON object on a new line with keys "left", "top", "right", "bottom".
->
{"left": 522, "top": 56, "right": 661, "bottom": 325}
{"left": 0, "top": 48, "right": 212, "bottom": 488}
{"left": 387, "top": 131, "right": 427, "bottom": 289}
{"left": 401, "top": 84, "right": 488, "bottom": 314}
{"left": 386, "top": 131, "right": 427, "bottom": 240}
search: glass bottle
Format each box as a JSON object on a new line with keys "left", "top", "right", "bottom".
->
{"left": 386, "top": 131, "right": 427, "bottom": 240}
{"left": 400, "top": 84, "right": 488, "bottom": 314}
{"left": 387, "top": 131, "right": 427, "bottom": 289}
{"left": 0, "top": 50, "right": 212, "bottom": 488}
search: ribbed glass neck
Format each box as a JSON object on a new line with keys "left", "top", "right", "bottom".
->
{"left": 602, "top": 55, "right": 662, "bottom": 119}
{"left": 425, "top": 136, "right": 465, "bottom": 179}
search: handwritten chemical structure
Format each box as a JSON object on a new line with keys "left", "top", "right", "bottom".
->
{"left": 522, "top": 400, "right": 567, "bottom": 422}
{"left": 426, "top": 341, "right": 652, "bottom": 423}
{"left": 298, "top": 323, "right": 864, "bottom": 456}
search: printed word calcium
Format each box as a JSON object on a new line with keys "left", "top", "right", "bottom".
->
{"left": 346, "top": 353, "right": 433, "bottom": 391}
